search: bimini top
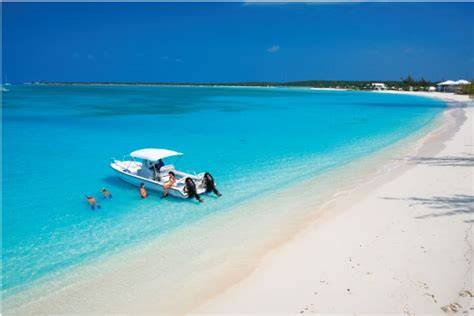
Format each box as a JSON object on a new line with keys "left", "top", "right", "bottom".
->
{"left": 130, "top": 148, "right": 183, "bottom": 161}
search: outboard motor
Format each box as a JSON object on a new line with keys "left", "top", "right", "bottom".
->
{"left": 203, "top": 172, "right": 222, "bottom": 197}
{"left": 184, "top": 177, "right": 203, "bottom": 203}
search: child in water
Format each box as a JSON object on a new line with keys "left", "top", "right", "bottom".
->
{"left": 101, "top": 188, "right": 112, "bottom": 199}
{"left": 86, "top": 195, "right": 101, "bottom": 210}
{"left": 140, "top": 183, "right": 148, "bottom": 199}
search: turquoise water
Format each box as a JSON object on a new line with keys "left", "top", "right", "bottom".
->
{"left": 2, "top": 85, "right": 444, "bottom": 297}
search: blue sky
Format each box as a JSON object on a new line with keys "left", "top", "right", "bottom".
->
{"left": 3, "top": 2, "right": 473, "bottom": 83}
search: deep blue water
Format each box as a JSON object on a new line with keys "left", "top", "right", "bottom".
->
{"left": 2, "top": 85, "right": 444, "bottom": 296}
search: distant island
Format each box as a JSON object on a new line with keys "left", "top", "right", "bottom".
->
{"left": 28, "top": 76, "right": 473, "bottom": 95}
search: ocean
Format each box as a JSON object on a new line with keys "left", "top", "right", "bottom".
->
{"left": 2, "top": 85, "right": 445, "bottom": 302}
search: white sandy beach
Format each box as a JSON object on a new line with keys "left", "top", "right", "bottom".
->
{"left": 196, "top": 92, "right": 474, "bottom": 315}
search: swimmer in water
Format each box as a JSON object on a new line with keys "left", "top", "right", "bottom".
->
{"left": 101, "top": 188, "right": 112, "bottom": 199}
{"left": 86, "top": 195, "right": 101, "bottom": 210}
{"left": 140, "top": 183, "right": 148, "bottom": 199}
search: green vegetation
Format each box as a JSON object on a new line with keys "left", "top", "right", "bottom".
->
{"left": 459, "top": 81, "right": 474, "bottom": 96}
{"left": 34, "top": 76, "right": 443, "bottom": 92}
{"left": 272, "top": 76, "right": 436, "bottom": 91}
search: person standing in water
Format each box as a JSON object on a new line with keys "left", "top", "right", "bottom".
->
{"left": 184, "top": 177, "right": 203, "bottom": 203}
{"left": 140, "top": 183, "right": 148, "bottom": 199}
{"left": 203, "top": 172, "right": 222, "bottom": 197}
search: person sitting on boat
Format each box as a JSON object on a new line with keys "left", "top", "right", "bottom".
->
{"left": 86, "top": 195, "right": 101, "bottom": 210}
{"left": 203, "top": 172, "right": 222, "bottom": 197}
{"left": 101, "top": 188, "right": 112, "bottom": 199}
{"left": 140, "top": 183, "right": 148, "bottom": 199}
{"left": 161, "top": 171, "right": 176, "bottom": 199}
{"left": 184, "top": 177, "right": 203, "bottom": 203}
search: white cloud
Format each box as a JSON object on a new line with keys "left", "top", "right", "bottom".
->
{"left": 267, "top": 45, "right": 280, "bottom": 53}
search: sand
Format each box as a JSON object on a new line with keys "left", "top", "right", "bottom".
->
{"left": 194, "top": 92, "right": 474, "bottom": 315}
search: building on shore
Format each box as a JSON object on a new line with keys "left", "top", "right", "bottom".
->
{"left": 371, "top": 82, "right": 387, "bottom": 91}
{"left": 436, "top": 79, "right": 470, "bottom": 93}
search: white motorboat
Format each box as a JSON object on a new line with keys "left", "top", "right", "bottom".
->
{"left": 110, "top": 148, "right": 219, "bottom": 200}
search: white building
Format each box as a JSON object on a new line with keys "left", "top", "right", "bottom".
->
{"left": 371, "top": 82, "right": 387, "bottom": 91}
{"left": 436, "top": 79, "right": 470, "bottom": 93}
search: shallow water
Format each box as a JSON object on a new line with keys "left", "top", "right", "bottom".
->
{"left": 2, "top": 85, "right": 444, "bottom": 297}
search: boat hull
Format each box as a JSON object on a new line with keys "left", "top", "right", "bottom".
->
{"left": 110, "top": 160, "right": 207, "bottom": 199}
{"left": 115, "top": 169, "right": 187, "bottom": 198}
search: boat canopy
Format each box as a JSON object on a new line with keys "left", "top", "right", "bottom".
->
{"left": 130, "top": 148, "right": 183, "bottom": 162}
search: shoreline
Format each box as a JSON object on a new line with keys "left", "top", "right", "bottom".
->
{"left": 4, "top": 92, "right": 471, "bottom": 315}
{"left": 25, "top": 83, "right": 349, "bottom": 91}
{"left": 17, "top": 82, "right": 444, "bottom": 94}
{"left": 195, "top": 92, "right": 473, "bottom": 314}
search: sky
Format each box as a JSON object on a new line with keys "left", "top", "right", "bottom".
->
{"left": 2, "top": 2, "right": 473, "bottom": 83}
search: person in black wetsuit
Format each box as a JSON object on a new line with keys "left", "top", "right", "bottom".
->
{"left": 184, "top": 177, "right": 203, "bottom": 203}
{"left": 149, "top": 159, "right": 164, "bottom": 181}
{"left": 155, "top": 159, "right": 164, "bottom": 172}
{"left": 203, "top": 172, "right": 222, "bottom": 197}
